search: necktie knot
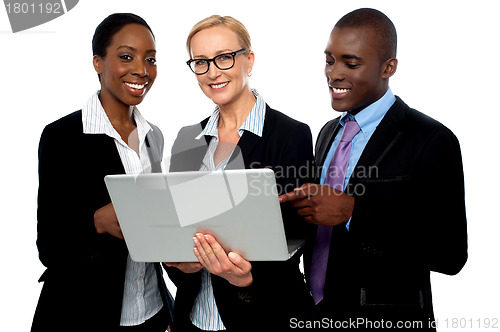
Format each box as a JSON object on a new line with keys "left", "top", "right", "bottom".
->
{"left": 340, "top": 118, "right": 360, "bottom": 142}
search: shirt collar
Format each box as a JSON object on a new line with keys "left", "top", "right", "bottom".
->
{"left": 196, "top": 89, "right": 266, "bottom": 140}
{"left": 82, "top": 91, "right": 152, "bottom": 143}
{"left": 340, "top": 88, "right": 396, "bottom": 136}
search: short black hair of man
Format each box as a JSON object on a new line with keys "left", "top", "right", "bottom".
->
{"left": 335, "top": 8, "right": 397, "bottom": 62}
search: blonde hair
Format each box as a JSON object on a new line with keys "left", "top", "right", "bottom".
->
{"left": 186, "top": 15, "right": 252, "bottom": 56}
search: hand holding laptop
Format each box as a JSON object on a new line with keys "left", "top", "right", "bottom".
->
{"left": 104, "top": 169, "right": 305, "bottom": 262}
{"left": 193, "top": 233, "right": 253, "bottom": 287}
{"left": 165, "top": 232, "right": 253, "bottom": 287}
{"left": 163, "top": 261, "right": 202, "bottom": 274}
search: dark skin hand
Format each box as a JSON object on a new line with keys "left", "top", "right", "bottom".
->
{"left": 279, "top": 183, "right": 355, "bottom": 226}
{"left": 94, "top": 203, "right": 124, "bottom": 239}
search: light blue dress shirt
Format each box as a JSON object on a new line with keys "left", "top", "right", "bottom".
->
{"left": 320, "top": 88, "right": 396, "bottom": 230}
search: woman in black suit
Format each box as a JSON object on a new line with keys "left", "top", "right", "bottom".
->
{"left": 165, "top": 15, "right": 314, "bottom": 331}
{"left": 31, "top": 13, "right": 172, "bottom": 332}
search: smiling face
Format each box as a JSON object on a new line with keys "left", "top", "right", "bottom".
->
{"left": 324, "top": 26, "right": 397, "bottom": 114}
{"left": 189, "top": 26, "right": 254, "bottom": 109}
{"left": 93, "top": 23, "right": 157, "bottom": 112}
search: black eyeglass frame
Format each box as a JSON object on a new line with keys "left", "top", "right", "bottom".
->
{"left": 186, "top": 48, "right": 247, "bottom": 75}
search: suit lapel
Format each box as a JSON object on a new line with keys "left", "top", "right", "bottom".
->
{"left": 346, "top": 97, "right": 407, "bottom": 188}
{"left": 227, "top": 105, "right": 271, "bottom": 169}
{"left": 225, "top": 128, "right": 259, "bottom": 170}
{"left": 145, "top": 132, "right": 162, "bottom": 173}
{"left": 315, "top": 119, "right": 341, "bottom": 169}
{"left": 233, "top": 130, "right": 260, "bottom": 167}
{"left": 83, "top": 133, "right": 125, "bottom": 175}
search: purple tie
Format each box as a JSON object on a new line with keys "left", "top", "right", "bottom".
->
{"left": 310, "top": 117, "right": 360, "bottom": 304}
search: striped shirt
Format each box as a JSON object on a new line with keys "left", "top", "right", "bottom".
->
{"left": 82, "top": 92, "right": 164, "bottom": 326}
{"left": 190, "top": 89, "right": 266, "bottom": 330}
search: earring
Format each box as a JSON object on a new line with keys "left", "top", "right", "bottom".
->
{"left": 247, "top": 72, "right": 252, "bottom": 77}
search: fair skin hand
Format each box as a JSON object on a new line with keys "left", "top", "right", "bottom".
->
{"left": 192, "top": 233, "right": 253, "bottom": 287}
{"left": 279, "top": 183, "right": 355, "bottom": 226}
{"left": 163, "top": 234, "right": 253, "bottom": 287}
{"left": 94, "top": 203, "right": 124, "bottom": 239}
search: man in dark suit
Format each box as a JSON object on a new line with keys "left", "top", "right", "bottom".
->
{"left": 280, "top": 8, "right": 467, "bottom": 330}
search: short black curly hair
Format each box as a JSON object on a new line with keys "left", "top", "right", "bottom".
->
{"left": 335, "top": 8, "right": 397, "bottom": 62}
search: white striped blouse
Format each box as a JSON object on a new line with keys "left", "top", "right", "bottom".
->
{"left": 82, "top": 92, "right": 164, "bottom": 326}
{"left": 190, "top": 89, "right": 266, "bottom": 330}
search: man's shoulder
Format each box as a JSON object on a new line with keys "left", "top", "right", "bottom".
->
{"left": 392, "top": 96, "right": 457, "bottom": 139}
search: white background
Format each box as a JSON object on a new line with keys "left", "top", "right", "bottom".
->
{"left": 1, "top": 0, "right": 499, "bottom": 330}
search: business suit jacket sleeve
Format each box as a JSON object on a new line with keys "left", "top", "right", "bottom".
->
{"left": 34, "top": 111, "right": 130, "bottom": 329}
{"left": 35, "top": 111, "right": 172, "bottom": 329}
{"left": 273, "top": 121, "right": 315, "bottom": 238}
{"left": 347, "top": 102, "right": 467, "bottom": 276}
{"left": 36, "top": 111, "right": 127, "bottom": 270}
{"left": 248, "top": 119, "right": 315, "bottom": 327}
{"left": 409, "top": 123, "right": 467, "bottom": 274}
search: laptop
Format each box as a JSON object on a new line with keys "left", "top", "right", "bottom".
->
{"left": 104, "top": 168, "right": 304, "bottom": 262}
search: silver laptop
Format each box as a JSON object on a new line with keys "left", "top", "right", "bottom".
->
{"left": 104, "top": 169, "right": 304, "bottom": 262}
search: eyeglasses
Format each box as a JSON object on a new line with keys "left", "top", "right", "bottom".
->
{"left": 187, "top": 49, "right": 247, "bottom": 75}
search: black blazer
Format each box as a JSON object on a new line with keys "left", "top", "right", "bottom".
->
{"left": 31, "top": 110, "right": 173, "bottom": 331}
{"left": 306, "top": 97, "right": 468, "bottom": 329}
{"left": 167, "top": 104, "right": 315, "bottom": 331}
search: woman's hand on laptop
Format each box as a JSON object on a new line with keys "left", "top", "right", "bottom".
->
{"left": 163, "top": 262, "right": 203, "bottom": 273}
{"left": 94, "top": 203, "right": 124, "bottom": 239}
{"left": 193, "top": 233, "right": 253, "bottom": 287}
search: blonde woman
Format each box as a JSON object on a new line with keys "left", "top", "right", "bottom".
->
{"left": 164, "top": 15, "right": 314, "bottom": 331}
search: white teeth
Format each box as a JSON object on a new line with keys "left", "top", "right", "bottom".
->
{"left": 210, "top": 82, "right": 229, "bottom": 89}
{"left": 125, "top": 82, "right": 147, "bottom": 90}
{"left": 332, "top": 87, "right": 349, "bottom": 94}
